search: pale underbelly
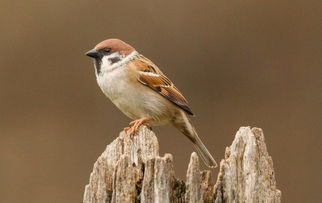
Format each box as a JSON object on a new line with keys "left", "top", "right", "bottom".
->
{"left": 97, "top": 71, "right": 175, "bottom": 126}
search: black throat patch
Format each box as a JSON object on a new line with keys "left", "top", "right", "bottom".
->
{"left": 94, "top": 59, "right": 102, "bottom": 74}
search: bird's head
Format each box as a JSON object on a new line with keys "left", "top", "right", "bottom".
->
{"left": 85, "top": 39, "right": 136, "bottom": 75}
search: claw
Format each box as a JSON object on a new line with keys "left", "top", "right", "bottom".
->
{"left": 126, "top": 117, "right": 152, "bottom": 136}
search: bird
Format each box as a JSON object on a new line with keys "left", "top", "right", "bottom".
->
{"left": 85, "top": 39, "right": 217, "bottom": 168}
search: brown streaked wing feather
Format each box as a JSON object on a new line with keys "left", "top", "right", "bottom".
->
{"left": 131, "top": 55, "right": 194, "bottom": 115}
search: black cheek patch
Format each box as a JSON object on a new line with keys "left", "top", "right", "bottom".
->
{"left": 109, "top": 57, "right": 121, "bottom": 64}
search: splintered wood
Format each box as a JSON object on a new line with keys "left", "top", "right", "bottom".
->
{"left": 83, "top": 126, "right": 281, "bottom": 203}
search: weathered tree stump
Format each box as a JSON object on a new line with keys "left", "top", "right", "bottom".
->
{"left": 83, "top": 126, "right": 281, "bottom": 203}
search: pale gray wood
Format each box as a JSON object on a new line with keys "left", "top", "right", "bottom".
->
{"left": 83, "top": 127, "right": 158, "bottom": 203}
{"left": 152, "top": 154, "right": 174, "bottom": 203}
{"left": 83, "top": 126, "right": 281, "bottom": 203}
{"left": 213, "top": 127, "right": 282, "bottom": 203}
{"left": 111, "top": 155, "right": 139, "bottom": 203}
{"left": 185, "top": 152, "right": 203, "bottom": 203}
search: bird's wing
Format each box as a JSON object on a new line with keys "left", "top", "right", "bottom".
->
{"left": 129, "top": 54, "right": 193, "bottom": 115}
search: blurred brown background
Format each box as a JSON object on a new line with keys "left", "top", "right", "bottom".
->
{"left": 0, "top": 0, "right": 320, "bottom": 202}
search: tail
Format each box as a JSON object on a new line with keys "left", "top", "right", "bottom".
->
{"left": 172, "top": 113, "right": 217, "bottom": 168}
{"left": 190, "top": 128, "right": 218, "bottom": 168}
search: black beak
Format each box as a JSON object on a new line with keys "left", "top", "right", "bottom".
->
{"left": 85, "top": 48, "right": 99, "bottom": 58}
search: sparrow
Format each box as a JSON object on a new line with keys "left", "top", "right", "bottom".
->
{"left": 85, "top": 39, "right": 217, "bottom": 168}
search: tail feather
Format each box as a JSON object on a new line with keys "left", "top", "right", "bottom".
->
{"left": 172, "top": 112, "right": 217, "bottom": 168}
{"left": 191, "top": 131, "right": 217, "bottom": 168}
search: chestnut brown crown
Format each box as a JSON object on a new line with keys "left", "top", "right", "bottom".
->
{"left": 95, "top": 39, "right": 135, "bottom": 56}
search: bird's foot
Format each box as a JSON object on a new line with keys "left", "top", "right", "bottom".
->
{"left": 125, "top": 117, "right": 152, "bottom": 136}
{"left": 124, "top": 127, "right": 131, "bottom": 131}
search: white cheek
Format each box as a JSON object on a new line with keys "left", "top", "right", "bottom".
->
{"left": 99, "top": 51, "right": 138, "bottom": 74}
{"left": 101, "top": 53, "right": 122, "bottom": 72}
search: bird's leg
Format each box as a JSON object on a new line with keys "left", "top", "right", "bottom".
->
{"left": 125, "top": 117, "right": 152, "bottom": 135}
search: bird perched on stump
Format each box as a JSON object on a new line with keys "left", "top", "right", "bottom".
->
{"left": 85, "top": 39, "right": 217, "bottom": 168}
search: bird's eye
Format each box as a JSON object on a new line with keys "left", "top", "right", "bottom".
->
{"left": 104, "top": 48, "right": 111, "bottom": 53}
